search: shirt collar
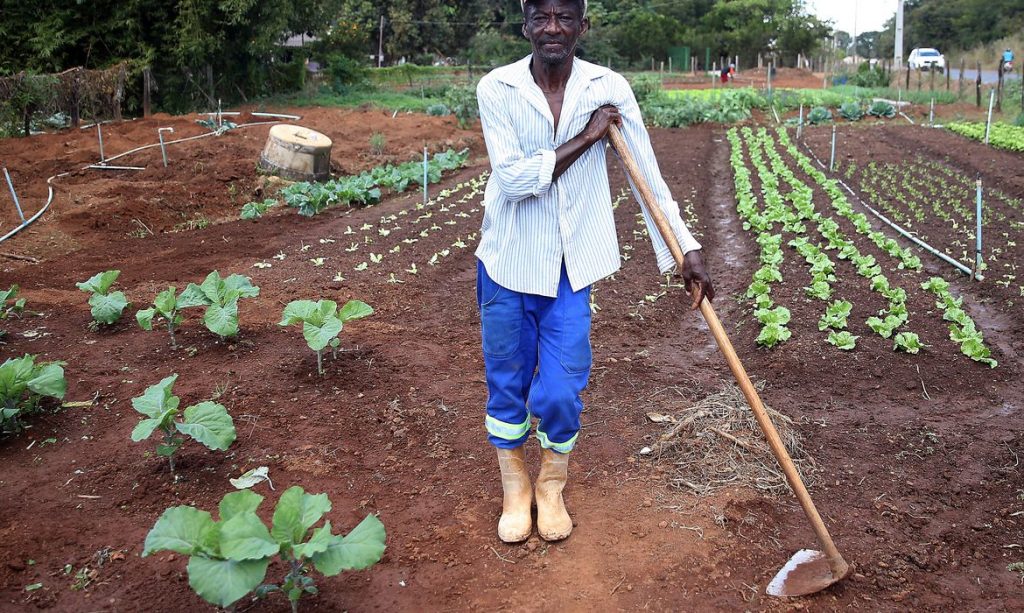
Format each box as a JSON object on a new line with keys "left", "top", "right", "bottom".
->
{"left": 494, "top": 54, "right": 608, "bottom": 89}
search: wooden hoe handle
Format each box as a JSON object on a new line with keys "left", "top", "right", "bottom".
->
{"left": 607, "top": 124, "right": 848, "bottom": 577}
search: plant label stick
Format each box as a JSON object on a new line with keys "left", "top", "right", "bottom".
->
{"left": 975, "top": 178, "right": 983, "bottom": 280}
{"left": 97, "top": 123, "right": 105, "bottom": 164}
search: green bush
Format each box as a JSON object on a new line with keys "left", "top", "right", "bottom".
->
{"left": 850, "top": 63, "right": 890, "bottom": 88}
{"left": 444, "top": 86, "right": 479, "bottom": 128}
{"left": 324, "top": 54, "right": 368, "bottom": 92}
{"left": 628, "top": 74, "right": 663, "bottom": 104}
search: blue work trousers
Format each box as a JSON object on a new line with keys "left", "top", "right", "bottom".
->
{"left": 476, "top": 259, "right": 592, "bottom": 454}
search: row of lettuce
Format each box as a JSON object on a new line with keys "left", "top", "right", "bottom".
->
{"left": 727, "top": 125, "right": 997, "bottom": 367}
{"left": 947, "top": 121, "right": 1024, "bottom": 153}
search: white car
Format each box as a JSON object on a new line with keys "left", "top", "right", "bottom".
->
{"left": 909, "top": 48, "right": 946, "bottom": 73}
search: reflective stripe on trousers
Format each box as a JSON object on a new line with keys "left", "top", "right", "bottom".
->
{"left": 477, "top": 259, "right": 592, "bottom": 453}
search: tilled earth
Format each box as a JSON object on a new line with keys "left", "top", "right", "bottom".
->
{"left": 0, "top": 116, "right": 1021, "bottom": 612}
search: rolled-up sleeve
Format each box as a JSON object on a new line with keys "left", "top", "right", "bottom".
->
{"left": 612, "top": 75, "right": 702, "bottom": 274}
{"left": 477, "top": 78, "right": 555, "bottom": 202}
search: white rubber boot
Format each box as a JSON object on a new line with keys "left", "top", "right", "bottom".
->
{"left": 496, "top": 447, "right": 533, "bottom": 543}
{"left": 535, "top": 448, "right": 573, "bottom": 541}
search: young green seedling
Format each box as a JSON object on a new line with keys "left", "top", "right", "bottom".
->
{"left": 142, "top": 488, "right": 386, "bottom": 611}
{"left": 130, "top": 374, "right": 236, "bottom": 476}
{"left": 76, "top": 270, "right": 129, "bottom": 326}
{"left": 137, "top": 287, "right": 185, "bottom": 348}
{"left": 1, "top": 285, "right": 26, "bottom": 319}
{"left": 241, "top": 199, "right": 278, "bottom": 220}
{"left": 0, "top": 355, "right": 66, "bottom": 435}
{"left": 177, "top": 271, "right": 260, "bottom": 338}
{"left": 279, "top": 300, "right": 373, "bottom": 375}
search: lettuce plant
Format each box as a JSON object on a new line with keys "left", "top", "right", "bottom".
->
{"left": 142, "top": 488, "right": 386, "bottom": 611}
{"left": 177, "top": 272, "right": 260, "bottom": 338}
{"left": 1, "top": 355, "right": 66, "bottom": 434}
{"left": 755, "top": 306, "right": 792, "bottom": 348}
{"left": 893, "top": 332, "right": 924, "bottom": 354}
{"left": 279, "top": 300, "right": 373, "bottom": 375}
{"left": 818, "top": 300, "right": 853, "bottom": 331}
{"left": 827, "top": 330, "right": 858, "bottom": 350}
{"left": 76, "top": 270, "right": 129, "bottom": 326}
{"left": 137, "top": 287, "right": 185, "bottom": 348}
{"left": 131, "top": 374, "right": 236, "bottom": 476}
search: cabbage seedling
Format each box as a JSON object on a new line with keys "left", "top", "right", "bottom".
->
{"left": 0, "top": 355, "right": 66, "bottom": 435}
{"left": 130, "top": 374, "right": 236, "bottom": 476}
{"left": 1, "top": 285, "right": 25, "bottom": 320}
{"left": 177, "top": 271, "right": 260, "bottom": 338}
{"left": 279, "top": 300, "right": 373, "bottom": 375}
{"left": 76, "top": 270, "right": 129, "bottom": 326}
{"left": 142, "top": 488, "right": 385, "bottom": 610}
{"left": 137, "top": 287, "right": 185, "bottom": 348}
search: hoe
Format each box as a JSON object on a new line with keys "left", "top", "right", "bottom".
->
{"left": 608, "top": 124, "right": 853, "bottom": 597}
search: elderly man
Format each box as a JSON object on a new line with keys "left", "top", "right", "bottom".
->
{"left": 475, "top": 0, "right": 713, "bottom": 543}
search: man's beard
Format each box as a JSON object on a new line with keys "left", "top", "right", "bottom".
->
{"left": 535, "top": 42, "right": 575, "bottom": 65}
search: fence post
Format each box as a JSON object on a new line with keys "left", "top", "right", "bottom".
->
{"left": 97, "top": 123, "right": 106, "bottom": 164}
{"left": 143, "top": 67, "right": 152, "bottom": 118}
{"left": 905, "top": 65, "right": 911, "bottom": 90}
{"left": 945, "top": 65, "right": 950, "bottom": 91}
{"left": 996, "top": 62, "right": 1004, "bottom": 112}
{"left": 113, "top": 64, "right": 126, "bottom": 122}
{"left": 958, "top": 58, "right": 965, "bottom": 101}
{"left": 976, "top": 62, "right": 982, "bottom": 107}
{"left": 917, "top": 68, "right": 922, "bottom": 90}
{"left": 70, "top": 68, "right": 81, "bottom": 128}
{"left": 985, "top": 90, "right": 996, "bottom": 144}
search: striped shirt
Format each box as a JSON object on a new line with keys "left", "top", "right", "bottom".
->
{"left": 475, "top": 54, "right": 702, "bottom": 298}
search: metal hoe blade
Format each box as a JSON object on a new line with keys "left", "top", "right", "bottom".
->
{"left": 766, "top": 549, "right": 852, "bottom": 597}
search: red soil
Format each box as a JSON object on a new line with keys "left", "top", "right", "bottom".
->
{"left": 0, "top": 116, "right": 1021, "bottom": 612}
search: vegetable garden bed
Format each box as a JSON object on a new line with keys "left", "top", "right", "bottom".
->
{"left": 0, "top": 120, "right": 1022, "bottom": 612}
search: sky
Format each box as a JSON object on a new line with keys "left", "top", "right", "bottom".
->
{"left": 805, "top": 0, "right": 897, "bottom": 35}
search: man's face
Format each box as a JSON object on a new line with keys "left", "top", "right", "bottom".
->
{"left": 522, "top": 0, "right": 589, "bottom": 65}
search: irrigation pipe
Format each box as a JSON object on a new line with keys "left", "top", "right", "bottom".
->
{"left": 798, "top": 139, "right": 976, "bottom": 279}
{"left": 0, "top": 117, "right": 298, "bottom": 245}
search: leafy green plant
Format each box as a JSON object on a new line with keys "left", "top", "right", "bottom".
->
{"left": 443, "top": 85, "right": 479, "bottom": 128}
{"left": 241, "top": 199, "right": 278, "bottom": 220}
{"left": 142, "top": 488, "right": 386, "bottom": 610}
{"left": 818, "top": 300, "right": 852, "bottom": 331}
{"left": 279, "top": 300, "right": 373, "bottom": 375}
{"left": 76, "top": 270, "right": 129, "bottom": 326}
{"left": 755, "top": 306, "right": 792, "bottom": 348}
{"left": 1, "top": 355, "right": 66, "bottom": 435}
{"left": 1, "top": 285, "right": 26, "bottom": 320}
{"left": 839, "top": 101, "right": 863, "bottom": 121}
{"left": 893, "top": 332, "right": 924, "bottom": 354}
{"left": 130, "top": 374, "right": 236, "bottom": 476}
{"left": 867, "top": 100, "right": 896, "bottom": 118}
{"left": 807, "top": 106, "right": 832, "bottom": 125}
{"left": 425, "top": 103, "right": 450, "bottom": 117}
{"left": 177, "top": 272, "right": 260, "bottom": 338}
{"left": 137, "top": 287, "right": 186, "bottom": 348}
{"left": 827, "top": 330, "right": 858, "bottom": 350}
